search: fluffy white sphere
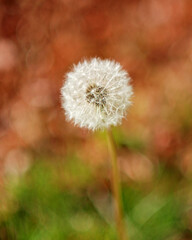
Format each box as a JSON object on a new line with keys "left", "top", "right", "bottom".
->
{"left": 61, "top": 58, "right": 133, "bottom": 131}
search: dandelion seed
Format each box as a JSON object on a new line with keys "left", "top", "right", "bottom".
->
{"left": 61, "top": 57, "right": 133, "bottom": 240}
{"left": 61, "top": 58, "right": 133, "bottom": 131}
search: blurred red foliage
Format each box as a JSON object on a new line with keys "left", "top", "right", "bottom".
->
{"left": 1, "top": 0, "right": 192, "bottom": 177}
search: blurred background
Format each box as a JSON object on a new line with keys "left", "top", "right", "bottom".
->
{"left": 0, "top": 0, "right": 192, "bottom": 239}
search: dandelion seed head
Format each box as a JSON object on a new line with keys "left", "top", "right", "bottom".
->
{"left": 61, "top": 58, "right": 133, "bottom": 130}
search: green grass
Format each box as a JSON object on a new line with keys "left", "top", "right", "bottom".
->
{"left": 0, "top": 156, "right": 189, "bottom": 240}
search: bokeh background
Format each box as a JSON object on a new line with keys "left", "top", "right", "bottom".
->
{"left": 0, "top": 0, "right": 192, "bottom": 239}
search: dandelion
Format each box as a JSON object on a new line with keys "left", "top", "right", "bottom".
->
{"left": 61, "top": 58, "right": 133, "bottom": 131}
{"left": 61, "top": 58, "right": 133, "bottom": 240}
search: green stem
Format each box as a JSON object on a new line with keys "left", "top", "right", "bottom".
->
{"left": 107, "top": 128, "right": 127, "bottom": 240}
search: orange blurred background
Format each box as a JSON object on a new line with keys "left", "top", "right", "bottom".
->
{"left": 1, "top": 0, "right": 192, "bottom": 180}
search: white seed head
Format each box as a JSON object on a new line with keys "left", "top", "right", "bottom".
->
{"left": 61, "top": 58, "right": 133, "bottom": 131}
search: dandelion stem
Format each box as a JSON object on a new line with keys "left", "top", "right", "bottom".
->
{"left": 107, "top": 128, "right": 127, "bottom": 240}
